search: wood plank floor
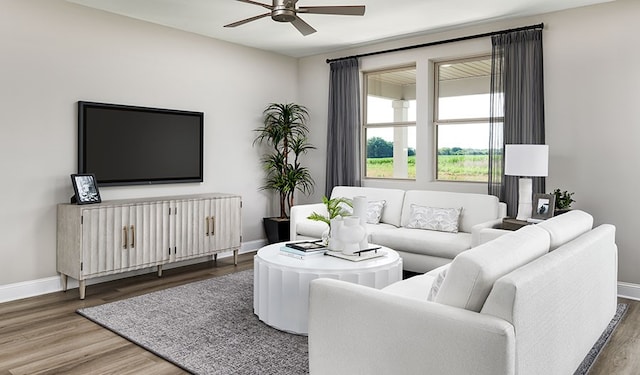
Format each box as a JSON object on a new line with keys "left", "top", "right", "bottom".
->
{"left": 0, "top": 252, "right": 638, "bottom": 374}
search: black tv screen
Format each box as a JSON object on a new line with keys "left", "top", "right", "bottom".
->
{"left": 78, "top": 101, "right": 204, "bottom": 186}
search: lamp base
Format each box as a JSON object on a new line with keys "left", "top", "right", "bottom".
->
{"left": 515, "top": 178, "right": 533, "bottom": 221}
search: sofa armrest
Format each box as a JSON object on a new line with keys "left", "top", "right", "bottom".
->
{"left": 289, "top": 203, "right": 327, "bottom": 241}
{"left": 308, "top": 279, "right": 515, "bottom": 375}
{"left": 471, "top": 218, "right": 508, "bottom": 246}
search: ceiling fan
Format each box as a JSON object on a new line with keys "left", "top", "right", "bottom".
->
{"left": 224, "top": 0, "right": 366, "bottom": 36}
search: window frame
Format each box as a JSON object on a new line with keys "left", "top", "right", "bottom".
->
{"left": 433, "top": 55, "right": 497, "bottom": 183}
{"left": 363, "top": 65, "right": 417, "bottom": 180}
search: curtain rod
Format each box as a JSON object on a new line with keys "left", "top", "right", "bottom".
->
{"left": 325, "top": 23, "right": 544, "bottom": 64}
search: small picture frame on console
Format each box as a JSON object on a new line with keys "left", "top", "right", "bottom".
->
{"left": 532, "top": 193, "right": 555, "bottom": 220}
{"left": 71, "top": 173, "right": 101, "bottom": 204}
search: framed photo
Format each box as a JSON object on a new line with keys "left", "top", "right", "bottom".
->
{"left": 71, "top": 174, "right": 101, "bottom": 204}
{"left": 532, "top": 193, "right": 555, "bottom": 220}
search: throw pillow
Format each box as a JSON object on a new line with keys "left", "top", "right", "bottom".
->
{"left": 339, "top": 200, "right": 386, "bottom": 224}
{"left": 366, "top": 200, "right": 386, "bottom": 224}
{"left": 427, "top": 267, "right": 448, "bottom": 301}
{"left": 406, "top": 204, "right": 462, "bottom": 233}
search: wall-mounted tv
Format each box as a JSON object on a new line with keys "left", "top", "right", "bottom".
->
{"left": 78, "top": 101, "right": 204, "bottom": 186}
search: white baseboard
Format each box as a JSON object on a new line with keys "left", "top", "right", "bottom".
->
{"left": 0, "top": 240, "right": 266, "bottom": 304}
{"left": 618, "top": 282, "right": 640, "bottom": 301}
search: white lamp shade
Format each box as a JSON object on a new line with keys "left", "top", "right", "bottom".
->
{"left": 504, "top": 144, "right": 549, "bottom": 177}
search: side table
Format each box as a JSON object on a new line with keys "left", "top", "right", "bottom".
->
{"left": 501, "top": 217, "right": 532, "bottom": 231}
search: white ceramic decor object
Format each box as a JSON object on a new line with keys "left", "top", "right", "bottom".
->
{"left": 352, "top": 196, "right": 370, "bottom": 250}
{"left": 339, "top": 216, "right": 367, "bottom": 255}
{"left": 353, "top": 196, "right": 367, "bottom": 224}
{"left": 328, "top": 217, "right": 344, "bottom": 251}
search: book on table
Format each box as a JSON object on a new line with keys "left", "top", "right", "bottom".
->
{"left": 285, "top": 240, "right": 326, "bottom": 252}
{"left": 325, "top": 248, "right": 385, "bottom": 262}
{"left": 280, "top": 243, "right": 327, "bottom": 259}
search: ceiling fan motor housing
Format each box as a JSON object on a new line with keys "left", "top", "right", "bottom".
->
{"left": 272, "top": 0, "right": 297, "bottom": 22}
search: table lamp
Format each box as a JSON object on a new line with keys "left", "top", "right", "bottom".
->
{"left": 504, "top": 144, "right": 549, "bottom": 221}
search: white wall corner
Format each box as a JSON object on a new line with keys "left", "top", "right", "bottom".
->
{"left": 0, "top": 241, "right": 266, "bottom": 304}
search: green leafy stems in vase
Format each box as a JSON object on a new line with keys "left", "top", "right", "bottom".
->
{"left": 552, "top": 188, "right": 575, "bottom": 214}
{"left": 307, "top": 196, "right": 352, "bottom": 245}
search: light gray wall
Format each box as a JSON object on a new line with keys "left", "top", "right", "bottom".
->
{"left": 298, "top": 0, "right": 640, "bottom": 284}
{"left": 2, "top": 0, "right": 639, "bottom": 289}
{"left": 0, "top": 0, "right": 297, "bottom": 285}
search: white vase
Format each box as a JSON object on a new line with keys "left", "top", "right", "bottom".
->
{"left": 328, "top": 217, "right": 344, "bottom": 251}
{"left": 352, "top": 196, "right": 369, "bottom": 250}
{"left": 353, "top": 196, "right": 367, "bottom": 225}
{"left": 338, "top": 216, "right": 366, "bottom": 255}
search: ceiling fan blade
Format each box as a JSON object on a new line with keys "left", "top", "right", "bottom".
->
{"left": 298, "top": 5, "right": 365, "bottom": 16}
{"left": 291, "top": 16, "right": 317, "bottom": 36}
{"left": 235, "top": 0, "right": 273, "bottom": 11}
{"left": 224, "top": 12, "right": 271, "bottom": 28}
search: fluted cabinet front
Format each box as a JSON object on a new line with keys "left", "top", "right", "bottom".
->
{"left": 80, "top": 202, "right": 170, "bottom": 277}
{"left": 57, "top": 193, "right": 241, "bottom": 299}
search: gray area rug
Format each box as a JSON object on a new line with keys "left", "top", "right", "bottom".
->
{"left": 78, "top": 269, "right": 626, "bottom": 375}
{"left": 78, "top": 269, "right": 308, "bottom": 375}
{"left": 573, "top": 302, "right": 628, "bottom": 375}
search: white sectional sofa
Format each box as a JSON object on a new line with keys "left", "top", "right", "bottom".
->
{"left": 290, "top": 186, "right": 507, "bottom": 273}
{"left": 308, "top": 210, "right": 618, "bottom": 375}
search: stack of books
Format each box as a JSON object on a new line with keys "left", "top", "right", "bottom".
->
{"left": 280, "top": 240, "right": 327, "bottom": 260}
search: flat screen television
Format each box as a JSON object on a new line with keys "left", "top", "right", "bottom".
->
{"left": 78, "top": 101, "right": 204, "bottom": 186}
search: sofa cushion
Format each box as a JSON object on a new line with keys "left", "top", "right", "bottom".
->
{"left": 382, "top": 264, "right": 449, "bottom": 301}
{"left": 536, "top": 210, "right": 593, "bottom": 250}
{"left": 297, "top": 220, "right": 397, "bottom": 240}
{"left": 434, "top": 225, "right": 551, "bottom": 312}
{"left": 371, "top": 228, "right": 472, "bottom": 259}
{"left": 401, "top": 190, "right": 501, "bottom": 233}
{"left": 406, "top": 204, "right": 462, "bottom": 233}
{"left": 331, "top": 186, "right": 405, "bottom": 227}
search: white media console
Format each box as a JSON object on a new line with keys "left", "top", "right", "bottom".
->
{"left": 57, "top": 193, "right": 242, "bottom": 299}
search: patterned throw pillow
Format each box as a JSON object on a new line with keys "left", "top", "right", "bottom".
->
{"left": 339, "top": 200, "right": 386, "bottom": 224}
{"left": 366, "top": 200, "right": 386, "bottom": 224}
{"left": 406, "top": 204, "right": 462, "bottom": 233}
{"left": 427, "top": 267, "right": 448, "bottom": 301}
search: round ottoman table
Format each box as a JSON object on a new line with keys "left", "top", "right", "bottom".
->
{"left": 253, "top": 242, "right": 402, "bottom": 335}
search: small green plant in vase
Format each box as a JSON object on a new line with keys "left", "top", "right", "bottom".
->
{"left": 308, "top": 196, "right": 352, "bottom": 245}
{"left": 552, "top": 189, "right": 575, "bottom": 214}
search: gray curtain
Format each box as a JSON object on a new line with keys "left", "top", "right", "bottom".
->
{"left": 488, "top": 29, "right": 545, "bottom": 217}
{"left": 325, "top": 57, "right": 361, "bottom": 196}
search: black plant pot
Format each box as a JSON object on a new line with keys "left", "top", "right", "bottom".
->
{"left": 263, "top": 217, "right": 290, "bottom": 244}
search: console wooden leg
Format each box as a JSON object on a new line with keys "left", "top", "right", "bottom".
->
{"left": 233, "top": 249, "right": 238, "bottom": 266}
{"left": 79, "top": 280, "right": 86, "bottom": 300}
{"left": 61, "top": 274, "right": 68, "bottom": 292}
{"left": 213, "top": 253, "right": 218, "bottom": 263}
{"left": 157, "top": 265, "right": 163, "bottom": 277}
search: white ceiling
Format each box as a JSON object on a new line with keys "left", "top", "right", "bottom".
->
{"left": 67, "top": 0, "right": 613, "bottom": 58}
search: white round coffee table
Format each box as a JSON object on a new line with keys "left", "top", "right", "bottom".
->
{"left": 253, "top": 242, "right": 402, "bottom": 335}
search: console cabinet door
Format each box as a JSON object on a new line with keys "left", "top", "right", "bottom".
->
{"left": 205, "top": 196, "right": 242, "bottom": 252}
{"left": 80, "top": 202, "right": 169, "bottom": 277}
{"left": 132, "top": 201, "right": 170, "bottom": 268}
{"left": 170, "top": 196, "right": 241, "bottom": 261}
{"left": 80, "top": 206, "right": 118, "bottom": 277}
{"left": 171, "top": 199, "right": 206, "bottom": 261}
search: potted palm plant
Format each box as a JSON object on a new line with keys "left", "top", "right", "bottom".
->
{"left": 254, "top": 103, "right": 315, "bottom": 243}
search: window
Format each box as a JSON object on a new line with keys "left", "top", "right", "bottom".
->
{"left": 434, "top": 57, "right": 493, "bottom": 182}
{"left": 364, "top": 67, "right": 416, "bottom": 179}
